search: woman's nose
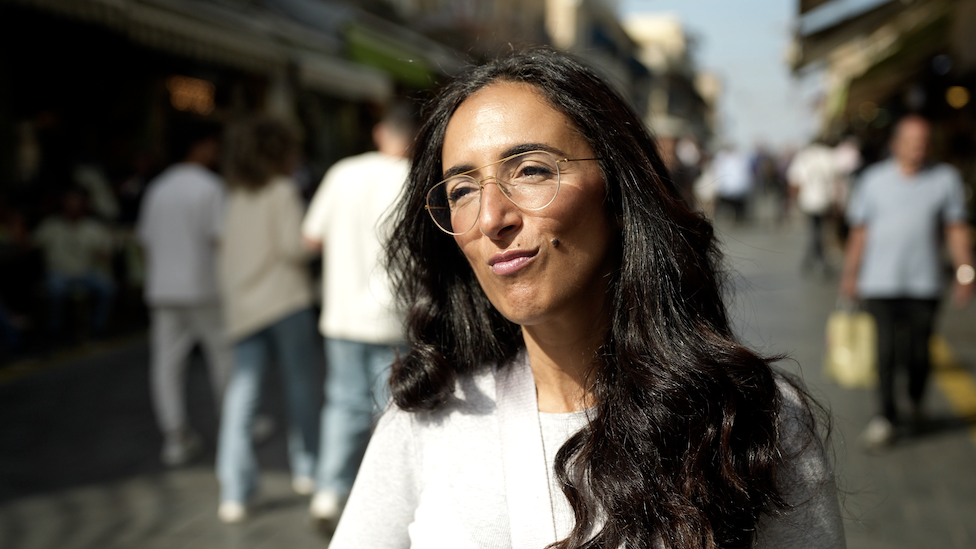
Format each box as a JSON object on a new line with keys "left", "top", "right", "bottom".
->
{"left": 477, "top": 180, "right": 521, "bottom": 239}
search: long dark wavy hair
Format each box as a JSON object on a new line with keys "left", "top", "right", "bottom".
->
{"left": 386, "top": 47, "right": 812, "bottom": 549}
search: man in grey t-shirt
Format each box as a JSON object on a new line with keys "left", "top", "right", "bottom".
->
{"left": 840, "top": 114, "right": 973, "bottom": 449}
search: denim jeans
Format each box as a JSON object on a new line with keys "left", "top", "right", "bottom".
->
{"left": 217, "top": 308, "right": 321, "bottom": 503}
{"left": 315, "top": 338, "right": 401, "bottom": 497}
{"left": 46, "top": 271, "right": 115, "bottom": 334}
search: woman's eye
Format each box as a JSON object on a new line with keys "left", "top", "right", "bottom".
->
{"left": 447, "top": 182, "right": 479, "bottom": 204}
{"left": 513, "top": 164, "right": 555, "bottom": 181}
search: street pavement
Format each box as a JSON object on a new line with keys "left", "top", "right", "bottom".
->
{"left": 0, "top": 338, "right": 327, "bottom": 548}
{"left": 1, "top": 213, "right": 974, "bottom": 548}
{"left": 721, "top": 213, "right": 976, "bottom": 549}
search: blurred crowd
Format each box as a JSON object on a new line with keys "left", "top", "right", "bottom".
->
{"left": 0, "top": 118, "right": 322, "bottom": 360}
{"left": 0, "top": 98, "right": 415, "bottom": 528}
{"left": 0, "top": 140, "right": 151, "bottom": 357}
{"left": 0, "top": 115, "right": 947, "bottom": 359}
{"left": 660, "top": 131, "right": 866, "bottom": 278}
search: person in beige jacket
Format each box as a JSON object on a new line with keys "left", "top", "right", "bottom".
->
{"left": 215, "top": 116, "right": 321, "bottom": 523}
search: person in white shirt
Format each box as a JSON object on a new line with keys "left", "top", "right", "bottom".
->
{"left": 787, "top": 140, "right": 838, "bottom": 275}
{"left": 137, "top": 121, "right": 232, "bottom": 467}
{"left": 713, "top": 146, "right": 753, "bottom": 224}
{"left": 301, "top": 100, "right": 416, "bottom": 526}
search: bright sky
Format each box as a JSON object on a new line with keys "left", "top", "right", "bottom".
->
{"left": 620, "top": 0, "right": 823, "bottom": 151}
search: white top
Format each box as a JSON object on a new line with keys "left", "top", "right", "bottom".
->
{"left": 301, "top": 151, "right": 408, "bottom": 343}
{"left": 788, "top": 143, "right": 837, "bottom": 215}
{"left": 137, "top": 163, "right": 224, "bottom": 306}
{"left": 218, "top": 177, "right": 313, "bottom": 341}
{"left": 846, "top": 159, "right": 967, "bottom": 298}
{"left": 539, "top": 409, "right": 590, "bottom": 541}
{"left": 713, "top": 149, "right": 753, "bottom": 199}
{"left": 330, "top": 359, "right": 847, "bottom": 549}
{"left": 33, "top": 216, "right": 113, "bottom": 276}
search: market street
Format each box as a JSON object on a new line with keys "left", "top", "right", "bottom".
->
{"left": 1, "top": 216, "right": 974, "bottom": 549}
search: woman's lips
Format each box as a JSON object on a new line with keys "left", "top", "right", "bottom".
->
{"left": 488, "top": 249, "right": 538, "bottom": 275}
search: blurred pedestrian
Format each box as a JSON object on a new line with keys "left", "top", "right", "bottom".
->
{"left": 774, "top": 145, "right": 797, "bottom": 225}
{"left": 788, "top": 139, "right": 838, "bottom": 276}
{"left": 0, "top": 300, "right": 24, "bottom": 357}
{"left": 301, "top": 100, "right": 416, "bottom": 526}
{"left": 137, "top": 120, "right": 232, "bottom": 467}
{"left": 750, "top": 143, "right": 780, "bottom": 226}
{"left": 712, "top": 145, "right": 753, "bottom": 224}
{"left": 0, "top": 197, "right": 38, "bottom": 349}
{"left": 832, "top": 136, "right": 862, "bottom": 243}
{"left": 693, "top": 151, "right": 717, "bottom": 218}
{"left": 214, "top": 116, "right": 321, "bottom": 523}
{"left": 840, "top": 114, "right": 973, "bottom": 449}
{"left": 657, "top": 135, "right": 699, "bottom": 208}
{"left": 33, "top": 187, "right": 115, "bottom": 340}
{"left": 73, "top": 163, "right": 119, "bottom": 223}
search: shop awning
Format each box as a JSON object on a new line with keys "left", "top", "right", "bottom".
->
{"left": 264, "top": 0, "right": 464, "bottom": 87}
{"left": 127, "top": 0, "right": 291, "bottom": 73}
{"left": 800, "top": 0, "right": 833, "bottom": 15}
{"left": 792, "top": 0, "right": 906, "bottom": 71}
{"left": 838, "top": 14, "right": 950, "bottom": 119}
{"left": 297, "top": 52, "right": 393, "bottom": 102}
{"left": 10, "top": 0, "right": 295, "bottom": 73}
{"left": 342, "top": 12, "right": 464, "bottom": 89}
{"left": 10, "top": 0, "right": 463, "bottom": 95}
{"left": 344, "top": 23, "right": 435, "bottom": 89}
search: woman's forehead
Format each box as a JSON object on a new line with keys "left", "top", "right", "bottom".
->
{"left": 441, "top": 81, "right": 586, "bottom": 166}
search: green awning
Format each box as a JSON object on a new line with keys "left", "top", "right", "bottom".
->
{"left": 344, "top": 23, "right": 435, "bottom": 89}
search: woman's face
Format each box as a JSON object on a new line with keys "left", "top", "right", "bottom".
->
{"left": 441, "top": 81, "right": 617, "bottom": 328}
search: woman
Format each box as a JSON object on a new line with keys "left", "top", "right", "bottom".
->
{"left": 215, "top": 116, "right": 320, "bottom": 522}
{"left": 331, "top": 48, "right": 845, "bottom": 548}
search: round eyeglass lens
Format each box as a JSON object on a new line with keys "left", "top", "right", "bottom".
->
{"left": 425, "top": 150, "right": 562, "bottom": 235}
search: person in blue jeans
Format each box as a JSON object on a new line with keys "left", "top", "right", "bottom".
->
{"left": 301, "top": 100, "right": 417, "bottom": 526}
{"left": 316, "top": 339, "right": 404, "bottom": 500}
{"left": 215, "top": 116, "right": 321, "bottom": 522}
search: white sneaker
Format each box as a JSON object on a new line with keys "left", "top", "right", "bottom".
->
{"left": 218, "top": 501, "right": 247, "bottom": 523}
{"left": 161, "top": 430, "right": 203, "bottom": 467}
{"left": 309, "top": 490, "right": 343, "bottom": 521}
{"left": 292, "top": 476, "right": 316, "bottom": 496}
{"left": 861, "top": 416, "right": 895, "bottom": 450}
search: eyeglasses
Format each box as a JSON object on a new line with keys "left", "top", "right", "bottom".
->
{"left": 425, "top": 150, "right": 599, "bottom": 235}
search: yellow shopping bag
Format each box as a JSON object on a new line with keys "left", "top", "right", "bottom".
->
{"left": 823, "top": 304, "right": 877, "bottom": 388}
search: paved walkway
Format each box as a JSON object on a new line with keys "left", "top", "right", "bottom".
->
{"left": 0, "top": 340, "right": 327, "bottom": 548}
{"left": 720, "top": 215, "right": 976, "bottom": 549}
{"left": 0, "top": 216, "right": 974, "bottom": 548}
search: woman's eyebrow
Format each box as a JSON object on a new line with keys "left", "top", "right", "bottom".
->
{"left": 441, "top": 143, "right": 570, "bottom": 179}
{"left": 442, "top": 163, "right": 477, "bottom": 180}
{"left": 499, "top": 143, "right": 568, "bottom": 159}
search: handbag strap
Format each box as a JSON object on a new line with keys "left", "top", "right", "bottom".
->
{"left": 496, "top": 355, "right": 558, "bottom": 549}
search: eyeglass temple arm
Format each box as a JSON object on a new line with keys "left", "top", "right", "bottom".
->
{"left": 557, "top": 157, "right": 601, "bottom": 163}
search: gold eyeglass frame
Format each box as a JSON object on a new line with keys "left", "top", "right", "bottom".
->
{"left": 424, "top": 149, "right": 600, "bottom": 235}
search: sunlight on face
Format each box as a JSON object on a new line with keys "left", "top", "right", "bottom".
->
{"left": 441, "top": 81, "right": 616, "bottom": 329}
